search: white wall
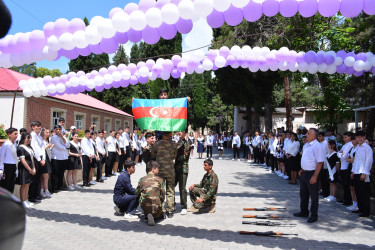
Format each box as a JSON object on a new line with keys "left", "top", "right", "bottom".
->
{"left": 0, "top": 94, "right": 25, "bottom": 129}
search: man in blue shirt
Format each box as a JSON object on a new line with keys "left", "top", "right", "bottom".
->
{"left": 113, "top": 160, "right": 139, "bottom": 219}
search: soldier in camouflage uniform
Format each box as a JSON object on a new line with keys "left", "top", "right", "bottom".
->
{"left": 142, "top": 132, "right": 155, "bottom": 165}
{"left": 174, "top": 130, "right": 191, "bottom": 215}
{"left": 188, "top": 159, "right": 218, "bottom": 213}
{"left": 135, "top": 161, "right": 165, "bottom": 226}
{"left": 151, "top": 132, "right": 178, "bottom": 218}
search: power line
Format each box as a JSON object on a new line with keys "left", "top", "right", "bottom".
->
{"left": 8, "top": 0, "right": 45, "bottom": 25}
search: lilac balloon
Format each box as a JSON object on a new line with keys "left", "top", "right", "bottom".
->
{"left": 162, "top": 59, "right": 174, "bottom": 72}
{"left": 152, "top": 64, "right": 163, "bottom": 74}
{"left": 76, "top": 46, "right": 91, "bottom": 57}
{"left": 109, "top": 7, "right": 123, "bottom": 19}
{"left": 336, "top": 50, "right": 347, "bottom": 59}
{"left": 207, "top": 9, "right": 225, "bottom": 28}
{"left": 236, "top": 55, "right": 245, "bottom": 65}
{"left": 69, "top": 18, "right": 86, "bottom": 34}
{"left": 30, "top": 30, "right": 46, "bottom": 49}
{"left": 219, "top": 46, "right": 230, "bottom": 58}
{"left": 340, "top": 0, "right": 363, "bottom": 18}
{"left": 76, "top": 71, "right": 85, "bottom": 77}
{"left": 353, "top": 70, "right": 364, "bottom": 77}
{"left": 177, "top": 61, "right": 188, "bottom": 72}
{"left": 54, "top": 18, "right": 70, "bottom": 37}
{"left": 155, "top": 0, "right": 170, "bottom": 9}
{"left": 280, "top": 0, "right": 298, "bottom": 17}
{"left": 159, "top": 23, "right": 177, "bottom": 40}
{"left": 130, "top": 75, "right": 139, "bottom": 85}
{"left": 171, "top": 55, "right": 182, "bottom": 66}
{"left": 99, "top": 68, "right": 108, "bottom": 76}
{"left": 262, "top": 0, "right": 280, "bottom": 17}
{"left": 226, "top": 55, "right": 235, "bottom": 65}
{"left": 298, "top": 0, "right": 318, "bottom": 18}
{"left": 139, "top": 76, "right": 149, "bottom": 84}
{"left": 89, "top": 43, "right": 104, "bottom": 54}
{"left": 364, "top": 0, "right": 375, "bottom": 15}
{"left": 356, "top": 52, "right": 367, "bottom": 61}
{"left": 188, "top": 58, "right": 199, "bottom": 69}
{"left": 119, "top": 79, "right": 130, "bottom": 88}
{"left": 112, "top": 81, "right": 121, "bottom": 88}
{"left": 336, "top": 64, "right": 346, "bottom": 74}
{"left": 16, "top": 34, "right": 31, "bottom": 52}
{"left": 137, "top": 61, "right": 146, "bottom": 68}
{"left": 114, "top": 32, "right": 129, "bottom": 44}
{"left": 61, "top": 48, "right": 79, "bottom": 60}
{"left": 295, "top": 52, "right": 305, "bottom": 63}
{"left": 372, "top": 66, "right": 375, "bottom": 74}
{"left": 128, "top": 63, "right": 138, "bottom": 74}
{"left": 206, "top": 50, "right": 217, "bottom": 61}
{"left": 43, "top": 22, "right": 55, "bottom": 38}
{"left": 224, "top": 5, "right": 244, "bottom": 26}
{"left": 104, "top": 84, "right": 112, "bottom": 90}
{"left": 142, "top": 26, "right": 160, "bottom": 45}
{"left": 324, "top": 55, "right": 335, "bottom": 65}
{"left": 146, "top": 59, "right": 156, "bottom": 70}
{"left": 138, "top": 0, "right": 156, "bottom": 12}
{"left": 175, "top": 18, "right": 193, "bottom": 34}
{"left": 266, "top": 54, "right": 276, "bottom": 65}
{"left": 212, "top": 65, "right": 218, "bottom": 71}
{"left": 171, "top": 68, "right": 181, "bottom": 78}
{"left": 124, "top": 3, "right": 138, "bottom": 14}
{"left": 318, "top": 0, "right": 340, "bottom": 17}
{"left": 117, "top": 64, "right": 127, "bottom": 71}
{"left": 315, "top": 53, "right": 325, "bottom": 64}
{"left": 243, "top": 1, "right": 262, "bottom": 22}
{"left": 345, "top": 67, "right": 354, "bottom": 75}
{"left": 127, "top": 29, "right": 142, "bottom": 43}
{"left": 347, "top": 52, "right": 356, "bottom": 58}
{"left": 100, "top": 38, "right": 118, "bottom": 54}
{"left": 304, "top": 51, "right": 316, "bottom": 64}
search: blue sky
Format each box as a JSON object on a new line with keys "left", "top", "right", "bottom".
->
{"left": 3, "top": 0, "right": 213, "bottom": 73}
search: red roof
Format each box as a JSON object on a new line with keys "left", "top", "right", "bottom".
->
{"left": 0, "top": 68, "right": 132, "bottom": 117}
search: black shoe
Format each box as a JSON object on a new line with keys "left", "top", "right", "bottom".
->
{"left": 352, "top": 210, "right": 362, "bottom": 214}
{"left": 166, "top": 212, "right": 174, "bottom": 218}
{"left": 96, "top": 179, "right": 104, "bottom": 183}
{"left": 307, "top": 217, "right": 318, "bottom": 223}
{"left": 162, "top": 213, "right": 167, "bottom": 219}
{"left": 359, "top": 213, "right": 370, "bottom": 217}
{"left": 293, "top": 212, "right": 309, "bottom": 217}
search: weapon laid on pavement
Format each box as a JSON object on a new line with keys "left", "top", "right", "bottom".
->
{"left": 240, "top": 231, "right": 298, "bottom": 237}
{"left": 242, "top": 221, "right": 296, "bottom": 226}
{"left": 243, "top": 207, "right": 286, "bottom": 211}
{"left": 243, "top": 215, "right": 290, "bottom": 219}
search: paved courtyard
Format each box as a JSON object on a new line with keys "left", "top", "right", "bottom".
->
{"left": 23, "top": 149, "right": 375, "bottom": 250}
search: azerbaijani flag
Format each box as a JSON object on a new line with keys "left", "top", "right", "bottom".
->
{"left": 132, "top": 98, "right": 187, "bottom": 131}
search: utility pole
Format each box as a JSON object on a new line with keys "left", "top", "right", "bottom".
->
{"left": 284, "top": 76, "right": 292, "bottom": 131}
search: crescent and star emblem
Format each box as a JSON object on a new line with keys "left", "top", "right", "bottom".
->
{"left": 150, "top": 107, "right": 169, "bottom": 118}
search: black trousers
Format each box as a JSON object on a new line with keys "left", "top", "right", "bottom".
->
{"left": 232, "top": 145, "right": 240, "bottom": 159}
{"left": 126, "top": 146, "right": 131, "bottom": 159}
{"left": 300, "top": 170, "right": 320, "bottom": 218}
{"left": 0, "top": 163, "right": 17, "bottom": 193}
{"left": 206, "top": 145, "right": 213, "bottom": 158}
{"left": 321, "top": 169, "right": 330, "bottom": 197}
{"left": 105, "top": 152, "right": 116, "bottom": 176}
{"left": 259, "top": 149, "right": 265, "bottom": 164}
{"left": 266, "top": 151, "right": 270, "bottom": 166}
{"left": 253, "top": 147, "right": 260, "bottom": 163}
{"left": 118, "top": 148, "right": 126, "bottom": 172}
{"left": 82, "top": 155, "right": 92, "bottom": 184}
{"left": 243, "top": 145, "right": 248, "bottom": 158}
{"left": 340, "top": 169, "right": 352, "bottom": 205}
{"left": 269, "top": 154, "right": 277, "bottom": 171}
{"left": 96, "top": 154, "right": 104, "bottom": 181}
{"left": 354, "top": 174, "right": 370, "bottom": 215}
{"left": 51, "top": 159, "right": 67, "bottom": 192}
{"left": 28, "top": 161, "right": 41, "bottom": 199}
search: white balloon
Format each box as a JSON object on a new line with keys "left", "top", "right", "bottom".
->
{"left": 353, "top": 60, "right": 365, "bottom": 72}
{"left": 231, "top": 62, "right": 239, "bottom": 69}
{"left": 35, "top": 78, "right": 44, "bottom": 88}
{"left": 318, "top": 63, "right": 327, "bottom": 73}
{"left": 231, "top": 46, "right": 242, "bottom": 58}
{"left": 249, "top": 64, "right": 259, "bottom": 73}
{"left": 19, "top": 80, "right": 27, "bottom": 89}
{"left": 344, "top": 56, "right": 355, "bottom": 67}
{"left": 47, "top": 84, "right": 57, "bottom": 94}
{"left": 191, "top": 10, "right": 201, "bottom": 22}
{"left": 308, "top": 63, "right": 318, "bottom": 74}
{"left": 178, "top": 0, "right": 195, "bottom": 20}
{"left": 69, "top": 77, "right": 79, "bottom": 87}
{"left": 185, "top": 67, "right": 195, "bottom": 74}
{"left": 139, "top": 67, "right": 150, "bottom": 77}
{"left": 195, "top": 65, "right": 205, "bottom": 74}
{"left": 32, "top": 87, "right": 41, "bottom": 98}
{"left": 103, "top": 74, "right": 113, "bottom": 84}
{"left": 365, "top": 52, "right": 373, "bottom": 61}
{"left": 334, "top": 57, "right": 343, "bottom": 66}
{"left": 193, "top": 50, "right": 205, "bottom": 61}
{"left": 73, "top": 30, "right": 89, "bottom": 49}
{"left": 47, "top": 36, "right": 61, "bottom": 51}
{"left": 79, "top": 76, "right": 89, "bottom": 86}
{"left": 23, "top": 88, "right": 33, "bottom": 97}
{"left": 121, "top": 70, "right": 131, "bottom": 80}
{"left": 40, "top": 86, "right": 48, "bottom": 96}
{"left": 288, "top": 62, "right": 298, "bottom": 72}
{"left": 56, "top": 83, "right": 66, "bottom": 93}
{"left": 214, "top": 56, "right": 226, "bottom": 68}
{"left": 87, "top": 79, "right": 96, "bottom": 89}
{"left": 279, "top": 62, "right": 288, "bottom": 71}
{"left": 0, "top": 52, "right": 11, "bottom": 68}
{"left": 149, "top": 72, "right": 158, "bottom": 81}
{"left": 161, "top": 3, "right": 180, "bottom": 24}
{"left": 90, "top": 16, "right": 105, "bottom": 27}
{"left": 194, "top": 0, "right": 214, "bottom": 18}
{"left": 269, "top": 63, "right": 279, "bottom": 71}
{"left": 364, "top": 61, "right": 372, "bottom": 71}
{"left": 326, "top": 65, "right": 337, "bottom": 74}
{"left": 161, "top": 72, "right": 170, "bottom": 80}
{"left": 232, "top": 0, "right": 249, "bottom": 8}
{"left": 213, "top": 0, "right": 231, "bottom": 12}
{"left": 97, "top": 19, "right": 116, "bottom": 39}
{"left": 242, "top": 46, "right": 252, "bottom": 57}
{"left": 253, "top": 46, "right": 263, "bottom": 56}
{"left": 59, "top": 33, "right": 75, "bottom": 50}
{"left": 202, "top": 59, "right": 213, "bottom": 71}
{"left": 146, "top": 8, "right": 163, "bottom": 28}
{"left": 130, "top": 10, "right": 147, "bottom": 31}
{"left": 259, "top": 64, "right": 269, "bottom": 72}
{"left": 260, "top": 47, "right": 271, "bottom": 56}
{"left": 371, "top": 57, "right": 375, "bottom": 67}
{"left": 42, "top": 46, "right": 58, "bottom": 61}
{"left": 85, "top": 25, "right": 102, "bottom": 45}
{"left": 65, "top": 82, "right": 72, "bottom": 88}
{"left": 112, "top": 11, "right": 131, "bottom": 32}
{"left": 94, "top": 75, "right": 104, "bottom": 86}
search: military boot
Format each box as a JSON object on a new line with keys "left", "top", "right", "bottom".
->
{"left": 187, "top": 205, "right": 200, "bottom": 213}
{"left": 208, "top": 203, "right": 216, "bottom": 213}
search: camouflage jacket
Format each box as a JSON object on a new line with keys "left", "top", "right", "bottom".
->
{"left": 151, "top": 139, "right": 177, "bottom": 177}
{"left": 135, "top": 173, "right": 165, "bottom": 205}
{"left": 174, "top": 139, "right": 191, "bottom": 173}
{"left": 142, "top": 144, "right": 154, "bottom": 165}
{"left": 195, "top": 170, "right": 219, "bottom": 202}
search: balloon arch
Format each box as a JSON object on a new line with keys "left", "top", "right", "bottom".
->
{"left": 0, "top": 0, "right": 374, "bottom": 98}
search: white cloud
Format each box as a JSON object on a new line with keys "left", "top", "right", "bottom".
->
{"left": 182, "top": 18, "right": 213, "bottom": 56}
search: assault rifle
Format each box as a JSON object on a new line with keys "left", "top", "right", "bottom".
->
{"left": 242, "top": 215, "right": 290, "bottom": 219}
{"left": 243, "top": 207, "right": 286, "bottom": 211}
{"left": 240, "top": 231, "right": 298, "bottom": 237}
{"left": 242, "top": 221, "right": 296, "bottom": 227}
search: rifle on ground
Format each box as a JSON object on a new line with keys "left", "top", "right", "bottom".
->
{"left": 242, "top": 221, "right": 296, "bottom": 227}
{"left": 243, "top": 215, "right": 290, "bottom": 219}
{"left": 240, "top": 231, "right": 298, "bottom": 237}
{"left": 243, "top": 207, "right": 286, "bottom": 211}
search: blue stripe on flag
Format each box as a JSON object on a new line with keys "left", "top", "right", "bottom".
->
{"left": 132, "top": 98, "right": 187, "bottom": 109}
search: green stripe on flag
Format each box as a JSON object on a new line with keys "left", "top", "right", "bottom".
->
{"left": 135, "top": 117, "right": 187, "bottom": 131}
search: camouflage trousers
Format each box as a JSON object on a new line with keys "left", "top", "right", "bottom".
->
{"left": 189, "top": 187, "right": 214, "bottom": 209}
{"left": 174, "top": 171, "right": 188, "bottom": 209}
{"left": 160, "top": 173, "right": 175, "bottom": 213}
{"left": 140, "top": 199, "right": 163, "bottom": 220}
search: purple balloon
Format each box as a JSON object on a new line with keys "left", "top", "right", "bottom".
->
{"left": 119, "top": 79, "right": 130, "bottom": 88}
{"left": 219, "top": 46, "right": 230, "bottom": 58}
{"left": 16, "top": 34, "right": 30, "bottom": 52}
{"left": 130, "top": 75, "right": 138, "bottom": 85}
{"left": 142, "top": 26, "right": 160, "bottom": 45}
{"left": 336, "top": 64, "right": 346, "bottom": 74}
{"left": 139, "top": 77, "right": 149, "bottom": 84}
{"left": 212, "top": 65, "right": 218, "bottom": 71}
{"left": 299, "top": 0, "right": 318, "bottom": 18}
{"left": 69, "top": 18, "right": 86, "bottom": 34}
{"left": 295, "top": 52, "right": 305, "bottom": 63}
{"left": 207, "top": 9, "right": 225, "bottom": 28}
{"left": 60, "top": 48, "right": 79, "bottom": 60}
{"left": 315, "top": 53, "right": 325, "bottom": 64}
{"left": 262, "top": 0, "right": 280, "bottom": 17}
{"left": 347, "top": 52, "right": 356, "bottom": 58}
{"left": 177, "top": 61, "right": 187, "bottom": 72}
{"left": 340, "top": 0, "right": 363, "bottom": 18}
{"left": 226, "top": 55, "right": 235, "bottom": 65}
{"left": 353, "top": 70, "right": 364, "bottom": 77}
{"left": 304, "top": 51, "right": 316, "bottom": 64}
{"left": 336, "top": 50, "right": 347, "bottom": 58}
{"left": 280, "top": 0, "right": 298, "bottom": 17}
{"left": 76, "top": 46, "right": 91, "bottom": 57}
{"left": 152, "top": 64, "right": 163, "bottom": 75}
{"left": 137, "top": 61, "right": 146, "bottom": 68}
{"left": 159, "top": 23, "right": 177, "bottom": 40}
{"left": 89, "top": 43, "right": 104, "bottom": 54}
{"left": 54, "top": 18, "right": 70, "bottom": 37}
{"left": 224, "top": 5, "right": 244, "bottom": 26}
{"left": 112, "top": 81, "right": 121, "bottom": 88}
{"left": 318, "top": 0, "right": 340, "bottom": 17}
{"left": 138, "top": 0, "right": 156, "bottom": 12}
{"left": 114, "top": 32, "right": 129, "bottom": 44}
{"left": 127, "top": 29, "right": 142, "bottom": 43}
{"left": 43, "top": 22, "right": 55, "bottom": 38}
{"left": 155, "top": 0, "right": 170, "bottom": 9}
{"left": 146, "top": 59, "right": 155, "bottom": 70}
{"left": 345, "top": 66, "right": 355, "bottom": 75}
{"left": 99, "top": 68, "right": 108, "bottom": 76}
{"left": 236, "top": 55, "right": 245, "bottom": 65}
{"left": 100, "top": 38, "right": 118, "bottom": 54}
{"left": 162, "top": 59, "right": 174, "bottom": 72}
{"left": 364, "top": 0, "right": 375, "bottom": 15}
{"left": 124, "top": 3, "right": 138, "bottom": 14}
{"left": 171, "top": 68, "right": 181, "bottom": 78}
{"left": 128, "top": 63, "right": 138, "bottom": 74}
{"left": 243, "top": 0, "right": 262, "bottom": 22}
{"left": 206, "top": 50, "right": 217, "bottom": 61}
{"left": 175, "top": 18, "right": 193, "bottom": 34}
{"left": 372, "top": 66, "right": 375, "bottom": 74}
{"left": 29, "top": 30, "right": 46, "bottom": 49}
{"left": 104, "top": 84, "right": 112, "bottom": 90}
{"left": 188, "top": 58, "right": 199, "bottom": 69}
{"left": 171, "top": 55, "right": 182, "bottom": 66}
{"left": 324, "top": 55, "right": 335, "bottom": 65}
{"left": 356, "top": 52, "right": 367, "bottom": 61}
{"left": 8, "top": 36, "right": 18, "bottom": 53}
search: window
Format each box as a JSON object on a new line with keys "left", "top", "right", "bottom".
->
{"left": 105, "top": 118, "right": 112, "bottom": 132}
{"left": 75, "top": 115, "right": 84, "bottom": 129}
{"left": 124, "top": 120, "right": 129, "bottom": 128}
{"left": 92, "top": 116, "right": 100, "bottom": 130}
{"left": 115, "top": 120, "right": 121, "bottom": 131}
{"left": 52, "top": 111, "right": 63, "bottom": 127}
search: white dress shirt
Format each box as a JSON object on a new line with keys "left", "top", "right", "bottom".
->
{"left": 252, "top": 135, "right": 261, "bottom": 148}
{"left": 96, "top": 137, "right": 106, "bottom": 155}
{"left": 51, "top": 135, "right": 70, "bottom": 160}
{"left": 118, "top": 133, "right": 125, "bottom": 148}
{"left": 245, "top": 137, "right": 251, "bottom": 147}
{"left": 268, "top": 138, "right": 278, "bottom": 155}
{"left": 337, "top": 141, "right": 353, "bottom": 170}
{"left": 320, "top": 140, "right": 329, "bottom": 156}
{"left": 232, "top": 135, "right": 241, "bottom": 147}
{"left": 106, "top": 136, "right": 116, "bottom": 152}
{"left": 300, "top": 139, "right": 325, "bottom": 171}
{"left": 352, "top": 143, "right": 373, "bottom": 177}
{"left": 81, "top": 137, "right": 94, "bottom": 156}
{"left": 287, "top": 140, "right": 300, "bottom": 157}
{"left": 206, "top": 135, "right": 214, "bottom": 146}
{"left": 31, "top": 131, "right": 45, "bottom": 162}
{"left": 0, "top": 140, "right": 18, "bottom": 171}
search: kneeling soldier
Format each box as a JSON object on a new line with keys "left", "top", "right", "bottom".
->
{"left": 136, "top": 161, "right": 165, "bottom": 226}
{"left": 188, "top": 159, "right": 219, "bottom": 213}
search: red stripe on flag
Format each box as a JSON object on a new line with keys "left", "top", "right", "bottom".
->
{"left": 132, "top": 107, "right": 187, "bottom": 120}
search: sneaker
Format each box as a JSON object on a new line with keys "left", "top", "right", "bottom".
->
{"left": 23, "top": 201, "right": 34, "bottom": 208}
{"left": 247, "top": 160, "right": 251, "bottom": 163}
{"left": 124, "top": 213, "right": 138, "bottom": 219}
{"left": 328, "top": 196, "right": 336, "bottom": 202}
{"left": 187, "top": 205, "right": 200, "bottom": 213}
{"left": 283, "top": 175, "right": 289, "bottom": 180}
{"left": 324, "top": 195, "right": 333, "bottom": 201}
{"left": 180, "top": 209, "right": 187, "bottom": 215}
{"left": 73, "top": 184, "right": 80, "bottom": 189}
{"left": 348, "top": 205, "right": 359, "bottom": 212}
{"left": 114, "top": 172, "right": 120, "bottom": 176}
{"left": 208, "top": 203, "right": 216, "bottom": 213}
{"left": 237, "top": 159, "right": 240, "bottom": 162}
{"left": 44, "top": 190, "right": 52, "bottom": 198}
{"left": 232, "top": 158, "right": 235, "bottom": 161}
{"left": 219, "top": 157, "right": 222, "bottom": 160}
{"left": 114, "top": 206, "right": 124, "bottom": 215}
{"left": 40, "top": 190, "right": 47, "bottom": 198}
{"left": 147, "top": 213, "right": 155, "bottom": 226}
{"left": 67, "top": 185, "right": 75, "bottom": 191}
{"left": 89, "top": 180, "right": 97, "bottom": 185}
{"left": 101, "top": 176, "right": 107, "bottom": 180}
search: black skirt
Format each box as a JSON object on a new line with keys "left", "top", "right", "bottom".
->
{"left": 67, "top": 156, "right": 82, "bottom": 170}
{"left": 16, "top": 164, "right": 33, "bottom": 185}
{"left": 40, "top": 152, "right": 52, "bottom": 174}
{"left": 288, "top": 155, "right": 300, "bottom": 171}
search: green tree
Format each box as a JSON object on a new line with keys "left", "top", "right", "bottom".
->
{"left": 35, "top": 67, "right": 62, "bottom": 77}
{"left": 10, "top": 63, "right": 37, "bottom": 76}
